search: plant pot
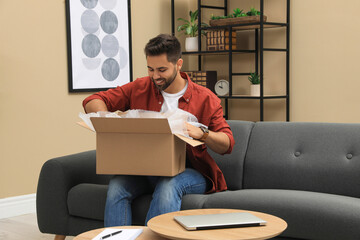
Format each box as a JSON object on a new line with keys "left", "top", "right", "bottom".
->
{"left": 209, "top": 15, "right": 267, "bottom": 30}
{"left": 209, "top": 15, "right": 267, "bottom": 27}
{"left": 185, "top": 37, "right": 199, "bottom": 52}
{"left": 250, "top": 84, "right": 260, "bottom": 96}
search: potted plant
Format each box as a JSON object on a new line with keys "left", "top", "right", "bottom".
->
{"left": 247, "top": 7, "right": 261, "bottom": 16}
{"left": 248, "top": 72, "right": 260, "bottom": 96}
{"left": 209, "top": 7, "right": 266, "bottom": 27}
{"left": 177, "top": 9, "right": 208, "bottom": 52}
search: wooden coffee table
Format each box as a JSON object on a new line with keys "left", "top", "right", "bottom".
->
{"left": 73, "top": 226, "right": 167, "bottom": 240}
{"left": 74, "top": 209, "right": 286, "bottom": 240}
{"left": 147, "top": 209, "right": 287, "bottom": 240}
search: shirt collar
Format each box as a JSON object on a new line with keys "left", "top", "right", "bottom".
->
{"left": 180, "top": 72, "right": 193, "bottom": 102}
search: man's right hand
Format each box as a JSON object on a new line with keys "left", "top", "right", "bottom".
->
{"left": 84, "top": 99, "right": 108, "bottom": 113}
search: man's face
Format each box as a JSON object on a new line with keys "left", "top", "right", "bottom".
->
{"left": 147, "top": 54, "right": 179, "bottom": 91}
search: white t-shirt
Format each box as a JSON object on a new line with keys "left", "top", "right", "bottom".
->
{"left": 160, "top": 81, "right": 188, "bottom": 113}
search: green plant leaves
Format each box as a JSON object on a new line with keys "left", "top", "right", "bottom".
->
{"left": 248, "top": 72, "right": 260, "bottom": 84}
{"left": 177, "top": 9, "right": 208, "bottom": 37}
{"left": 211, "top": 7, "right": 261, "bottom": 20}
{"left": 232, "top": 8, "right": 247, "bottom": 17}
{"left": 247, "top": 7, "right": 261, "bottom": 16}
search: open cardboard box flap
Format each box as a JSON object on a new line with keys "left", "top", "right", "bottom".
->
{"left": 77, "top": 117, "right": 203, "bottom": 147}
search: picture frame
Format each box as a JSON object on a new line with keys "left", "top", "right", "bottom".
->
{"left": 65, "top": 0, "right": 132, "bottom": 92}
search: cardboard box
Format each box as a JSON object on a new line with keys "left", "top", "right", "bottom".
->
{"left": 78, "top": 117, "right": 203, "bottom": 176}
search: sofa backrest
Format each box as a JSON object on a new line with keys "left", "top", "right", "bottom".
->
{"left": 243, "top": 122, "right": 360, "bottom": 198}
{"left": 208, "top": 120, "right": 254, "bottom": 190}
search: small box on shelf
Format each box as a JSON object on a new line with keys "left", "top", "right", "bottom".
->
{"left": 184, "top": 71, "right": 217, "bottom": 93}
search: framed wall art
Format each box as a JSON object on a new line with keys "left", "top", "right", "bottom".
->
{"left": 66, "top": 0, "right": 132, "bottom": 92}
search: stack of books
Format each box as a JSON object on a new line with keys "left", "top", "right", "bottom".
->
{"left": 206, "top": 30, "right": 237, "bottom": 51}
{"left": 185, "top": 71, "right": 217, "bottom": 93}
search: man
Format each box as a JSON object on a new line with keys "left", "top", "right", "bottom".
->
{"left": 83, "top": 34, "right": 235, "bottom": 227}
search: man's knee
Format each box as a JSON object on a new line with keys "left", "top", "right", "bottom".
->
{"left": 108, "top": 175, "right": 151, "bottom": 200}
{"left": 107, "top": 177, "right": 127, "bottom": 200}
{"left": 153, "top": 177, "right": 184, "bottom": 202}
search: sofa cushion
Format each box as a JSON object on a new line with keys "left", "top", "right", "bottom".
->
{"left": 244, "top": 122, "right": 360, "bottom": 198}
{"left": 67, "top": 183, "right": 152, "bottom": 225}
{"left": 68, "top": 183, "right": 108, "bottom": 221}
{"left": 208, "top": 120, "right": 254, "bottom": 190}
{"left": 197, "top": 189, "right": 360, "bottom": 240}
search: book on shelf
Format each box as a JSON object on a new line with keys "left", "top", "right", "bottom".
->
{"left": 184, "top": 71, "right": 217, "bottom": 93}
{"left": 206, "top": 29, "right": 237, "bottom": 51}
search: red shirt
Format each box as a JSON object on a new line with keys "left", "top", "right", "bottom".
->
{"left": 83, "top": 72, "right": 235, "bottom": 193}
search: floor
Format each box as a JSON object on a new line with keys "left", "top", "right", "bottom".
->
{"left": 0, "top": 213, "right": 74, "bottom": 240}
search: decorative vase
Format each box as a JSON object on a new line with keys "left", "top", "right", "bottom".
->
{"left": 185, "top": 37, "right": 199, "bottom": 52}
{"left": 250, "top": 84, "right": 260, "bottom": 96}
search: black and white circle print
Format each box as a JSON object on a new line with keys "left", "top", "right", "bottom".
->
{"left": 81, "top": 10, "right": 99, "bottom": 34}
{"left": 99, "top": 10, "right": 120, "bottom": 81}
{"left": 102, "top": 35, "right": 119, "bottom": 58}
{"left": 82, "top": 58, "right": 101, "bottom": 70}
{"left": 80, "top": 0, "right": 123, "bottom": 83}
{"left": 102, "top": 58, "right": 120, "bottom": 81}
{"left": 99, "top": 0, "right": 117, "bottom": 10}
{"left": 100, "top": 11, "right": 118, "bottom": 34}
{"left": 118, "top": 46, "right": 128, "bottom": 69}
{"left": 81, "top": 0, "right": 98, "bottom": 9}
{"left": 82, "top": 34, "right": 101, "bottom": 58}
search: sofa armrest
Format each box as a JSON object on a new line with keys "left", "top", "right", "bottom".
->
{"left": 36, "top": 150, "right": 111, "bottom": 235}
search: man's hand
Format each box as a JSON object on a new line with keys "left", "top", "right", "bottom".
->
{"left": 186, "top": 123, "right": 204, "bottom": 140}
{"left": 186, "top": 123, "right": 230, "bottom": 154}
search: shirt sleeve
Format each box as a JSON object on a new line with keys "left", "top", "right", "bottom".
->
{"left": 208, "top": 100, "right": 235, "bottom": 155}
{"left": 82, "top": 81, "right": 135, "bottom": 112}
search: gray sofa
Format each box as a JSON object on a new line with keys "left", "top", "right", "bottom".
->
{"left": 37, "top": 121, "right": 360, "bottom": 240}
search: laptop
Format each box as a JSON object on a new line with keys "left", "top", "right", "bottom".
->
{"left": 173, "top": 212, "right": 267, "bottom": 231}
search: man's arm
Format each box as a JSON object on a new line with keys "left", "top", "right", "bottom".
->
{"left": 186, "top": 123, "right": 230, "bottom": 154}
{"left": 84, "top": 99, "right": 108, "bottom": 113}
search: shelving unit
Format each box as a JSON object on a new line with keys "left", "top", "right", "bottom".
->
{"left": 171, "top": 0, "right": 290, "bottom": 121}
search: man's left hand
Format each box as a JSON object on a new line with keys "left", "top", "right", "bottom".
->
{"left": 185, "top": 122, "right": 230, "bottom": 154}
{"left": 185, "top": 123, "right": 204, "bottom": 140}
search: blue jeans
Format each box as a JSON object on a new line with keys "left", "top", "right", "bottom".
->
{"left": 104, "top": 168, "right": 208, "bottom": 227}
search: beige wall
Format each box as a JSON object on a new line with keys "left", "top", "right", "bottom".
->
{"left": 0, "top": 0, "right": 186, "bottom": 199}
{"left": 1, "top": 0, "right": 360, "bottom": 198}
{"left": 291, "top": 0, "right": 360, "bottom": 122}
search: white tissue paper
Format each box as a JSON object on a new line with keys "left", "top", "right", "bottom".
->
{"left": 79, "top": 111, "right": 121, "bottom": 131}
{"left": 79, "top": 109, "right": 207, "bottom": 138}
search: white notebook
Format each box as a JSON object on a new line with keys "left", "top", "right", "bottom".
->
{"left": 174, "top": 212, "right": 267, "bottom": 231}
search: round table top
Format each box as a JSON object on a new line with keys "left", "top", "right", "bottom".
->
{"left": 74, "top": 226, "right": 167, "bottom": 240}
{"left": 147, "top": 209, "right": 287, "bottom": 240}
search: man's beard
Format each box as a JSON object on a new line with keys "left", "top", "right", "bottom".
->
{"left": 151, "top": 67, "right": 177, "bottom": 91}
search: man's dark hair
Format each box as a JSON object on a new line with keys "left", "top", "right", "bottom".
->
{"left": 144, "top": 34, "right": 182, "bottom": 64}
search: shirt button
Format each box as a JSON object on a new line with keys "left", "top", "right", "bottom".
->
{"left": 159, "top": 102, "right": 162, "bottom": 104}
{"left": 346, "top": 154, "right": 353, "bottom": 159}
{"left": 186, "top": 99, "right": 189, "bottom": 102}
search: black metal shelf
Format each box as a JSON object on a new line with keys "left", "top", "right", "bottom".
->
{"left": 182, "top": 49, "right": 256, "bottom": 55}
{"left": 200, "top": 5, "right": 226, "bottom": 10}
{"left": 171, "top": 0, "right": 290, "bottom": 121}
{"left": 182, "top": 48, "right": 288, "bottom": 55}
{"left": 263, "top": 48, "right": 288, "bottom": 52}
{"left": 201, "top": 22, "right": 288, "bottom": 31}
{"left": 218, "top": 95, "right": 287, "bottom": 99}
